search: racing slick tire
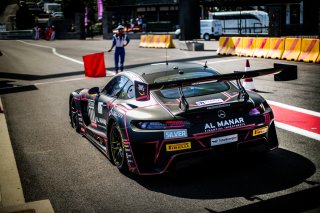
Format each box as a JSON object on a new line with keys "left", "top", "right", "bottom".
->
{"left": 70, "top": 99, "right": 80, "bottom": 133}
{"left": 109, "top": 122, "right": 128, "bottom": 173}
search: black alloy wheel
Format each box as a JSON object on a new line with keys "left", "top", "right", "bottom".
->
{"left": 109, "top": 122, "right": 128, "bottom": 172}
{"left": 70, "top": 100, "right": 80, "bottom": 133}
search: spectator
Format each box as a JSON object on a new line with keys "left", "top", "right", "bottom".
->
{"left": 50, "top": 25, "right": 55, "bottom": 40}
{"left": 34, "top": 25, "right": 40, "bottom": 40}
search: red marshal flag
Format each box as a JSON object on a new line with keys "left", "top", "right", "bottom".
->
{"left": 83, "top": 52, "right": 106, "bottom": 77}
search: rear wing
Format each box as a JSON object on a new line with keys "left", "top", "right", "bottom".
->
{"left": 134, "top": 67, "right": 284, "bottom": 110}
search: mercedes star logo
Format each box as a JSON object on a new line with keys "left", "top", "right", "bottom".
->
{"left": 217, "top": 110, "right": 226, "bottom": 118}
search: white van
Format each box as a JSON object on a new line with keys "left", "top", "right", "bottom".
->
{"left": 200, "top": 19, "right": 222, "bottom": 40}
{"left": 43, "top": 3, "right": 61, "bottom": 14}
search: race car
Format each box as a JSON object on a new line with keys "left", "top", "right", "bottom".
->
{"left": 69, "top": 62, "right": 284, "bottom": 175}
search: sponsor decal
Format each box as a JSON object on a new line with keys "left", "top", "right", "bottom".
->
{"left": 211, "top": 134, "right": 238, "bottom": 146}
{"left": 97, "top": 117, "right": 107, "bottom": 125}
{"left": 253, "top": 126, "right": 268, "bottom": 136}
{"left": 166, "top": 142, "right": 191, "bottom": 152}
{"left": 196, "top": 98, "right": 224, "bottom": 106}
{"left": 110, "top": 108, "right": 124, "bottom": 119}
{"left": 134, "top": 81, "right": 149, "bottom": 101}
{"left": 164, "top": 129, "right": 188, "bottom": 140}
{"left": 205, "top": 117, "right": 245, "bottom": 132}
{"left": 98, "top": 102, "right": 104, "bottom": 114}
{"left": 206, "top": 104, "right": 230, "bottom": 110}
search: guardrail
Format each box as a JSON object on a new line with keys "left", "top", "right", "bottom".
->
{"left": 217, "top": 36, "right": 320, "bottom": 63}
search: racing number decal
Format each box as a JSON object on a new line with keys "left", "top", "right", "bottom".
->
{"left": 88, "top": 100, "right": 96, "bottom": 123}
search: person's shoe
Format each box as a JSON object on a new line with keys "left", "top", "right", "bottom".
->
{"left": 115, "top": 70, "right": 119, "bottom": 74}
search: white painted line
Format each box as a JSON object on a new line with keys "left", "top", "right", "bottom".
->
{"left": 275, "top": 121, "right": 320, "bottom": 141}
{"left": 267, "top": 100, "right": 320, "bottom": 117}
{"left": 34, "top": 77, "right": 86, "bottom": 85}
{"left": 17, "top": 40, "right": 84, "bottom": 65}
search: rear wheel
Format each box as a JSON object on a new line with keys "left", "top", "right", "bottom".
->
{"left": 70, "top": 99, "right": 80, "bottom": 133}
{"left": 109, "top": 122, "right": 128, "bottom": 173}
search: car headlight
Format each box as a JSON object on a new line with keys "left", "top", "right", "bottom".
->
{"left": 133, "top": 120, "right": 191, "bottom": 130}
{"left": 249, "top": 103, "right": 266, "bottom": 116}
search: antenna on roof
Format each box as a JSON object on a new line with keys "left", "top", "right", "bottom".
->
{"left": 204, "top": 61, "right": 208, "bottom": 69}
{"left": 165, "top": 38, "right": 168, "bottom": 66}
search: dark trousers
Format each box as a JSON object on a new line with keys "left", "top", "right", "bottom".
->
{"left": 114, "top": 47, "right": 125, "bottom": 71}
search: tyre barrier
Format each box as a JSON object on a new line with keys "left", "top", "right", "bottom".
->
{"left": 139, "top": 35, "right": 175, "bottom": 48}
{"left": 217, "top": 36, "right": 320, "bottom": 63}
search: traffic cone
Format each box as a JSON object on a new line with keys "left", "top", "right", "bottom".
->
{"left": 243, "top": 59, "right": 257, "bottom": 92}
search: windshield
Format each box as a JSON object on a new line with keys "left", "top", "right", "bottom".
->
{"left": 155, "top": 72, "right": 230, "bottom": 99}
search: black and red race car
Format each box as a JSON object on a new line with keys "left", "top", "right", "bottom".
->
{"left": 69, "top": 62, "right": 284, "bottom": 175}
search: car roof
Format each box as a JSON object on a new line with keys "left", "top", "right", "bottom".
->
{"left": 127, "top": 62, "right": 220, "bottom": 84}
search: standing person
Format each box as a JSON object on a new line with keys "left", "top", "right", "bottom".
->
{"left": 34, "top": 25, "right": 40, "bottom": 40}
{"left": 108, "top": 25, "right": 130, "bottom": 73}
{"left": 50, "top": 25, "right": 56, "bottom": 40}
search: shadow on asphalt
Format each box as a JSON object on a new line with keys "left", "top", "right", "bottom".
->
{"left": 130, "top": 148, "right": 317, "bottom": 201}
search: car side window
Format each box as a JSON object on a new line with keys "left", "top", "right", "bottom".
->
{"left": 118, "top": 80, "right": 135, "bottom": 100}
{"left": 102, "top": 76, "right": 128, "bottom": 97}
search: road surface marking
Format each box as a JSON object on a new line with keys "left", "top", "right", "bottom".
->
{"left": 267, "top": 100, "right": 320, "bottom": 141}
{"left": 18, "top": 40, "right": 84, "bottom": 65}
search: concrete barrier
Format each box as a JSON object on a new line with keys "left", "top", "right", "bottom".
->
{"left": 240, "top": 37, "right": 255, "bottom": 57}
{"left": 139, "top": 35, "right": 175, "bottom": 48}
{"left": 217, "top": 37, "right": 230, "bottom": 55}
{"left": 281, "top": 38, "right": 301, "bottom": 61}
{"left": 253, "top": 37, "right": 270, "bottom": 58}
{"left": 266, "top": 37, "right": 285, "bottom": 59}
{"left": 227, "top": 37, "right": 242, "bottom": 56}
{"left": 298, "top": 38, "right": 319, "bottom": 63}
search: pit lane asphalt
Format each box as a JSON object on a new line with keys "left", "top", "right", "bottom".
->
{"left": 0, "top": 38, "right": 319, "bottom": 213}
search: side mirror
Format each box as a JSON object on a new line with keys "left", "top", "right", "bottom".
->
{"left": 88, "top": 87, "right": 100, "bottom": 95}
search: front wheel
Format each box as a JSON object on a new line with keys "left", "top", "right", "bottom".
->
{"left": 203, "top": 33, "right": 210, "bottom": 41}
{"left": 70, "top": 99, "right": 80, "bottom": 133}
{"left": 109, "top": 122, "right": 128, "bottom": 173}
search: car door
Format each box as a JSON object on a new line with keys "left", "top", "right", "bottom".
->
{"left": 95, "top": 75, "right": 129, "bottom": 132}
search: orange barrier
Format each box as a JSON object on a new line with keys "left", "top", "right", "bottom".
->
{"left": 227, "top": 37, "right": 242, "bottom": 56}
{"left": 317, "top": 54, "right": 320, "bottom": 63}
{"left": 298, "top": 39, "right": 319, "bottom": 63}
{"left": 139, "top": 35, "right": 147, "bottom": 47}
{"left": 281, "top": 38, "right": 301, "bottom": 61}
{"left": 240, "top": 37, "right": 255, "bottom": 57}
{"left": 266, "top": 38, "right": 285, "bottom": 59}
{"left": 253, "top": 37, "right": 270, "bottom": 58}
{"left": 217, "top": 37, "right": 230, "bottom": 55}
{"left": 139, "top": 35, "right": 175, "bottom": 48}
